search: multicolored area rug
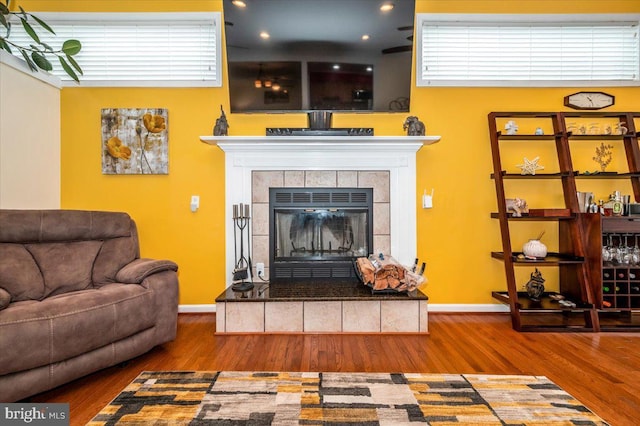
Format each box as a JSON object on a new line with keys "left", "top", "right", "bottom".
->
{"left": 89, "top": 371, "right": 607, "bottom": 425}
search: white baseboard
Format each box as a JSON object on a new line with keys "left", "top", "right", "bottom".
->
{"left": 428, "top": 304, "right": 510, "bottom": 313}
{"left": 179, "top": 304, "right": 216, "bottom": 313}
{"left": 177, "top": 303, "right": 509, "bottom": 314}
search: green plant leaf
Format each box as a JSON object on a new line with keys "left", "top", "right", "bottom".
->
{"left": 0, "top": 12, "right": 8, "bottom": 29}
{"left": 66, "top": 54, "right": 83, "bottom": 75}
{"left": 29, "top": 14, "right": 55, "bottom": 34}
{"left": 20, "top": 17, "right": 40, "bottom": 44}
{"left": 18, "top": 6, "right": 28, "bottom": 21}
{"left": 0, "top": 38, "right": 12, "bottom": 53}
{"left": 62, "top": 39, "right": 81, "bottom": 56}
{"left": 0, "top": 3, "right": 9, "bottom": 14}
{"left": 59, "top": 56, "right": 79, "bottom": 82}
{"left": 19, "top": 48, "right": 38, "bottom": 71}
{"left": 41, "top": 41, "right": 52, "bottom": 51}
{"left": 31, "top": 51, "right": 52, "bottom": 71}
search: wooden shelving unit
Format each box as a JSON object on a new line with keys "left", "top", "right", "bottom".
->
{"left": 489, "top": 112, "right": 597, "bottom": 331}
{"left": 488, "top": 111, "right": 640, "bottom": 332}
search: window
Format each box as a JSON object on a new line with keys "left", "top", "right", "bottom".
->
{"left": 8, "top": 12, "right": 222, "bottom": 87}
{"left": 417, "top": 14, "right": 640, "bottom": 87}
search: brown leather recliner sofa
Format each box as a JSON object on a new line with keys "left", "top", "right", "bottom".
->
{"left": 0, "top": 210, "right": 179, "bottom": 402}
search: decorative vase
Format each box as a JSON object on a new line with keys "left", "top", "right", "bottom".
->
{"left": 522, "top": 239, "right": 547, "bottom": 258}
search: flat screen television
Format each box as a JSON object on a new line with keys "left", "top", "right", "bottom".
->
{"left": 223, "top": 0, "right": 415, "bottom": 113}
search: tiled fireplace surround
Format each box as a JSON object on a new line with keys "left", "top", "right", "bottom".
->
{"left": 252, "top": 169, "right": 391, "bottom": 280}
{"left": 201, "top": 135, "right": 440, "bottom": 333}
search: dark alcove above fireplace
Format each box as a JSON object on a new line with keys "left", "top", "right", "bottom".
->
{"left": 269, "top": 187, "right": 373, "bottom": 282}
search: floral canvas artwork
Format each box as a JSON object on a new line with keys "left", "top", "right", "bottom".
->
{"left": 101, "top": 108, "right": 168, "bottom": 174}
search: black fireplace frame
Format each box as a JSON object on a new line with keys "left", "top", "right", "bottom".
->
{"left": 269, "top": 187, "right": 373, "bottom": 282}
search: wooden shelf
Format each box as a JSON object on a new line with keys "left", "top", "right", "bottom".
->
{"left": 486, "top": 112, "right": 640, "bottom": 332}
{"left": 491, "top": 291, "right": 592, "bottom": 311}
{"left": 491, "top": 213, "right": 576, "bottom": 220}
{"left": 562, "top": 111, "right": 640, "bottom": 118}
{"left": 567, "top": 134, "right": 626, "bottom": 140}
{"left": 496, "top": 134, "right": 559, "bottom": 140}
{"left": 575, "top": 172, "right": 640, "bottom": 179}
{"left": 491, "top": 252, "right": 584, "bottom": 264}
{"left": 490, "top": 171, "right": 571, "bottom": 179}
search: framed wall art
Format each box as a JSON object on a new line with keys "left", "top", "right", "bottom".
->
{"left": 101, "top": 108, "right": 168, "bottom": 175}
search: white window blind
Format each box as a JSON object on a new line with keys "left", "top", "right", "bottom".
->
{"left": 8, "top": 12, "right": 222, "bottom": 87}
{"left": 417, "top": 14, "right": 640, "bottom": 87}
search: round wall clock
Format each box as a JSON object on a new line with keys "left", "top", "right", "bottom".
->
{"left": 564, "top": 91, "right": 615, "bottom": 110}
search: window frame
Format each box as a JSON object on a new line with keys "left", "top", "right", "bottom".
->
{"left": 416, "top": 13, "right": 640, "bottom": 87}
{"left": 11, "top": 12, "right": 222, "bottom": 87}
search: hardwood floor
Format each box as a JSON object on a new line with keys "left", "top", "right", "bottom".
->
{"left": 30, "top": 313, "right": 640, "bottom": 425}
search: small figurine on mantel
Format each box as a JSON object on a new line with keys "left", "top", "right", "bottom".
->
{"left": 213, "top": 105, "right": 229, "bottom": 136}
{"left": 403, "top": 116, "right": 425, "bottom": 136}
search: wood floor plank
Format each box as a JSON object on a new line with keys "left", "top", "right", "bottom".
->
{"left": 28, "top": 312, "right": 640, "bottom": 426}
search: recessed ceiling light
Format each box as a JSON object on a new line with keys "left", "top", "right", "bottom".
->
{"left": 259, "top": 31, "right": 270, "bottom": 39}
{"left": 361, "top": 34, "right": 370, "bottom": 41}
{"left": 366, "top": 66, "right": 373, "bottom": 72}
{"left": 380, "top": 3, "right": 394, "bottom": 12}
{"left": 333, "top": 64, "right": 340, "bottom": 70}
{"left": 232, "top": 0, "right": 246, "bottom": 7}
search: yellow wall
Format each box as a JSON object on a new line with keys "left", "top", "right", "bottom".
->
{"left": 16, "top": 0, "right": 640, "bottom": 306}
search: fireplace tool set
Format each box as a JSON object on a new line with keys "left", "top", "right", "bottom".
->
{"left": 232, "top": 203, "right": 254, "bottom": 292}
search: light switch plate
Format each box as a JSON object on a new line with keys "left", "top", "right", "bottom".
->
{"left": 190, "top": 195, "right": 200, "bottom": 212}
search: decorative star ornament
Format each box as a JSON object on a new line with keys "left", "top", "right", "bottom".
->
{"left": 517, "top": 156, "right": 544, "bottom": 175}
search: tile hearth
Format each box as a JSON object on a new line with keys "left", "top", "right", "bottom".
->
{"left": 215, "top": 281, "right": 429, "bottom": 334}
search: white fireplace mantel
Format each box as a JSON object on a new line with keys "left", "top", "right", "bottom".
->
{"left": 200, "top": 135, "right": 441, "bottom": 286}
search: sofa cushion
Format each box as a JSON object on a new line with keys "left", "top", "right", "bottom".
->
{"left": 0, "top": 210, "right": 132, "bottom": 243}
{"left": 0, "top": 283, "right": 156, "bottom": 376}
{"left": 0, "top": 244, "right": 45, "bottom": 302}
{"left": 27, "top": 241, "right": 103, "bottom": 297}
{"left": 0, "top": 210, "right": 141, "bottom": 299}
{"left": 92, "top": 234, "right": 140, "bottom": 285}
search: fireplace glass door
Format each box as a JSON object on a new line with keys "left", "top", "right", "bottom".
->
{"left": 274, "top": 209, "right": 369, "bottom": 260}
{"left": 269, "top": 187, "right": 373, "bottom": 281}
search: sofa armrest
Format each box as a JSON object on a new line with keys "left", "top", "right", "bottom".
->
{"left": 115, "top": 258, "right": 178, "bottom": 284}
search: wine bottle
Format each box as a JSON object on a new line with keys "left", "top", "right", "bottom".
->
{"left": 630, "top": 272, "right": 636, "bottom": 279}
{"left": 603, "top": 285, "right": 610, "bottom": 293}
